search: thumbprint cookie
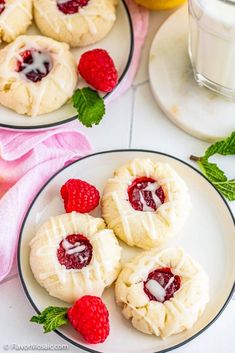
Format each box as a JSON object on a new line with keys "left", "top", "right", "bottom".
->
{"left": 33, "top": 0, "right": 118, "bottom": 47}
{"left": 0, "top": 35, "right": 77, "bottom": 116}
{"left": 115, "top": 247, "right": 209, "bottom": 338}
{"left": 30, "top": 212, "right": 122, "bottom": 303}
{"left": 102, "top": 158, "right": 191, "bottom": 249}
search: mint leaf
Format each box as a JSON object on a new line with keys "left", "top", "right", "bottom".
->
{"left": 190, "top": 132, "right": 235, "bottom": 201}
{"left": 205, "top": 132, "right": 235, "bottom": 157}
{"left": 198, "top": 159, "right": 227, "bottom": 183}
{"left": 30, "top": 306, "right": 68, "bottom": 333}
{"left": 72, "top": 87, "right": 105, "bottom": 128}
{"left": 214, "top": 180, "right": 235, "bottom": 201}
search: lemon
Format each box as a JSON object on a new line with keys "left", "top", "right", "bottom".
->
{"left": 134, "top": 0, "right": 187, "bottom": 10}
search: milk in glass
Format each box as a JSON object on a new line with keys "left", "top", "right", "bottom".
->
{"left": 189, "top": 0, "right": 235, "bottom": 99}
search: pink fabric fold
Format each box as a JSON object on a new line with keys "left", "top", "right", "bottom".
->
{"left": 0, "top": 122, "right": 92, "bottom": 280}
{"left": 0, "top": 0, "right": 149, "bottom": 281}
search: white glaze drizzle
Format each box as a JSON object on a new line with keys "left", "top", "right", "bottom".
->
{"left": 165, "top": 275, "right": 175, "bottom": 290}
{"left": 133, "top": 181, "right": 162, "bottom": 212}
{"left": 62, "top": 239, "right": 86, "bottom": 255}
{"left": 139, "top": 192, "right": 153, "bottom": 212}
{"left": 58, "top": 213, "right": 68, "bottom": 236}
{"left": 146, "top": 279, "right": 166, "bottom": 302}
{"left": 146, "top": 273, "right": 177, "bottom": 302}
{"left": 146, "top": 212, "right": 158, "bottom": 240}
{"left": 31, "top": 78, "right": 48, "bottom": 116}
{"left": 111, "top": 191, "right": 132, "bottom": 243}
{"left": 19, "top": 51, "right": 52, "bottom": 76}
{"left": 142, "top": 182, "right": 162, "bottom": 211}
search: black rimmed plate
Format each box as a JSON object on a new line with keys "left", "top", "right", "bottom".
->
{"left": 18, "top": 150, "right": 235, "bottom": 353}
{"left": 0, "top": 1, "right": 134, "bottom": 130}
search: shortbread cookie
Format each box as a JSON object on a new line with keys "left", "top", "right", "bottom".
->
{"left": 0, "top": 0, "right": 33, "bottom": 43}
{"left": 0, "top": 35, "right": 77, "bottom": 116}
{"left": 33, "top": 0, "right": 118, "bottom": 47}
{"left": 102, "top": 159, "right": 191, "bottom": 249}
{"left": 115, "top": 247, "right": 209, "bottom": 338}
{"left": 30, "top": 212, "right": 122, "bottom": 303}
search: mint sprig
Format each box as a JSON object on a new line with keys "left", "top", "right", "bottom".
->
{"left": 190, "top": 132, "right": 235, "bottom": 201}
{"left": 72, "top": 87, "right": 105, "bottom": 128}
{"left": 30, "top": 306, "right": 68, "bottom": 333}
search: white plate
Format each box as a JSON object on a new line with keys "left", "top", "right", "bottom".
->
{"left": 18, "top": 150, "right": 235, "bottom": 353}
{"left": 0, "top": 1, "right": 133, "bottom": 130}
{"left": 149, "top": 5, "right": 235, "bottom": 143}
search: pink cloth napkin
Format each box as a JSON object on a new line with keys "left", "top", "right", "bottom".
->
{"left": 0, "top": 123, "right": 92, "bottom": 281}
{"left": 0, "top": 0, "right": 149, "bottom": 281}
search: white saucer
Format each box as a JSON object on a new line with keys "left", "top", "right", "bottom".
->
{"left": 18, "top": 150, "right": 235, "bottom": 353}
{"left": 149, "top": 5, "right": 235, "bottom": 143}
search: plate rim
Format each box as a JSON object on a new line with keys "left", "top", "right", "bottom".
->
{"left": 17, "top": 149, "right": 235, "bottom": 353}
{"left": 0, "top": 0, "right": 134, "bottom": 131}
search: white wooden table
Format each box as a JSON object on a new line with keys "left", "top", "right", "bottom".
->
{"left": 1, "top": 10, "right": 235, "bottom": 353}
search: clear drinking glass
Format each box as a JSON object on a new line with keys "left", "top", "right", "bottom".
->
{"left": 189, "top": 0, "right": 235, "bottom": 99}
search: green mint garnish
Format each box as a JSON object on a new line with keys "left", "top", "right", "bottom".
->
{"left": 72, "top": 87, "right": 105, "bottom": 128}
{"left": 30, "top": 306, "right": 68, "bottom": 333}
{"left": 190, "top": 132, "right": 235, "bottom": 201}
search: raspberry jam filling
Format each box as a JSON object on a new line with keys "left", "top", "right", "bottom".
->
{"left": 0, "top": 0, "right": 5, "bottom": 15}
{"left": 144, "top": 267, "right": 181, "bottom": 303}
{"left": 16, "top": 50, "right": 52, "bottom": 83}
{"left": 57, "top": 0, "right": 89, "bottom": 15}
{"left": 128, "top": 177, "right": 165, "bottom": 212}
{"left": 57, "top": 234, "right": 93, "bottom": 270}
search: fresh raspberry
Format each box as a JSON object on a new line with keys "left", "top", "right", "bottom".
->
{"left": 31, "top": 295, "right": 110, "bottom": 343}
{"left": 67, "top": 295, "right": 110, "bottom": 344}
{"left": 60, "top": 179, "right": 100, "bottom": 213}
{"left": 57, "top": 234, "right": 93, "bottom": 269}
{"left": 128, "top": 177, "right": 165, "bottom": 212}
{"left": 144, "top": 267, "right": 181, "bottom": 303}
{"left": 0, "top": 0, "right": 5, "bottom": 15}
{"left": 57, "top": 0, "right": 89, "bottom": 15}
{"left": 16, "top": 49, "right": 52, "bottom": 83}
{"left": 78, "top": 49, "right": 118, "bottom": 92}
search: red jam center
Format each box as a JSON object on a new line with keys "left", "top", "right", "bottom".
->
{"left": 57, "top": 234, "right": 93, "bottom": 270}
{"left": 128, "top": 177, "right": 165, "bottom": 212}
{"left": 144, "top": 267, "right": 181, "bottom": 303}
{"left": 57, "top": 0, "right": 89, "bottom": 15}
{"left": 16, "top": 50, "right": 52, "bottom": 83}
{"left": 0, "top": 0, "right": 5, "bottom": 15}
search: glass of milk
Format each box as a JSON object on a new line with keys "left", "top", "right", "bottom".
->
{"left": 189, "top": 0, "right": 235, "bottom": 99}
